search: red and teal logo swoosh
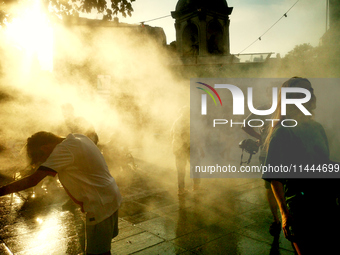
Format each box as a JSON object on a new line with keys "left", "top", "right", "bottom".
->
{"left": 196, "top": 82, "right": 223, "bottom": 106}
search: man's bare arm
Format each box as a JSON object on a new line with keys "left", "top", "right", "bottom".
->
{"left": 271, "top": 180, "right": 294, "bottom": 241}
{"left": 0, "top": 170, "right": 51, "bottom": 196}
{"left": 271, "top": 180, "right": 288, "bottom": 216}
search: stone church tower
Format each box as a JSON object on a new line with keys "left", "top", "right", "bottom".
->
{"left": 171, "top": 0, "right": 233, "bottom": 57}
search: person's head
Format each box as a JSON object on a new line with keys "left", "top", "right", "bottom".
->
{"left": 270, "top": 77, "right": 315, "bottom": 123}
{"left": 264, "top": 77, "right": 315, "bottom": 150}
{"left": 26, "top": 131, "right": 63, "bottom": 167}
{"left": 281, "top": 77, "right": 316, "bottom": 116}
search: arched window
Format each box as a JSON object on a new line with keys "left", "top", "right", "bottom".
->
{"left": 182, "top": 23, "right": 199, "bottom": 55}
{"left": 207, "top": 20, "right": 224, "bottom": 54}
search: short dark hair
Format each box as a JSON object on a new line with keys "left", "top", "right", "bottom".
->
{"left": 26, "top": 131, "right": 60, "bottom": 166}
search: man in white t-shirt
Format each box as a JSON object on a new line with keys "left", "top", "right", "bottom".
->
{"left": 0, "top": 131, "right": 122, "bottom": 255}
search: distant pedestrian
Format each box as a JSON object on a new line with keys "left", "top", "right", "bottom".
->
{"left": 171, "top": 107, "right": 204, "bottom": 195}
{"left": 62, "top": 103, "right": 99, "bottom": 145}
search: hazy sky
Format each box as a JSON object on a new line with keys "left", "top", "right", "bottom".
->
{"left": 114, "top": 0, "right": 328, "bottom": 57}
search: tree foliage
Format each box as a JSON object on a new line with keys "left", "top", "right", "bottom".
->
{"left": 281, "top": 43, "right": 320, "bottom": 77}
{"left": 283, "top": 43, "right": 317, "bottom": 64}
{"left": 0, "top": 0, "right": 136, "bottom": 26}
{"left": 279, "top": 41, "right": 340, "bottom": 77}
{"left": 46, "top": 0, "right": 136, "bottom": 19}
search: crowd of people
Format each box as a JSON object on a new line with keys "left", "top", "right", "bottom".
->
{"left": 0, "top": 77, "right": 339, "bottom": 255}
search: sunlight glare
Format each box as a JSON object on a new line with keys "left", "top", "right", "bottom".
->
{"left": 5, "top": 0, "right": 54, "bottom": 72}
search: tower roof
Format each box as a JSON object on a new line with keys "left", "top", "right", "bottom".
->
{"left": 174, "top": 0, "right": 233, "bottom": 15}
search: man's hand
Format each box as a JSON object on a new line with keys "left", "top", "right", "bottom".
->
{"left": 281, "top": 211, "right": 295, "bottom": 241}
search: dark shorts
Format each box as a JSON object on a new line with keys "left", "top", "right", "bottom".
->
{"left": 86, "top": 210, "right": 119, "bottom": 254}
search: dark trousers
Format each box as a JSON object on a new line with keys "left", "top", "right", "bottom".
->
{"left": 175, "top": 149, "right": 200, "bottom": 190}
{"left": 289, "top": 197, "right": 340, "bottom": 254}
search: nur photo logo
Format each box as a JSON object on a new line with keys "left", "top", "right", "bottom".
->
{"left": 195, "top": 81, "right": 313, "bottom": 128}
{"left": 196, "top": 82, "right": 222, "bottom": 115}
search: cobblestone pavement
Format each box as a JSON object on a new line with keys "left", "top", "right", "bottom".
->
{"left": 0, "top": 157, "right": 295, "bottom": 255}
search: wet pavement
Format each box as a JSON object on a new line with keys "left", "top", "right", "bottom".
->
{"left": 0, "top": 159, "right": 295, "bottom": 255}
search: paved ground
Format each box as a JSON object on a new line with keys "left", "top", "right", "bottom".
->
{"left": 0, "top": 156, "right": 295, "bottom": 255}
